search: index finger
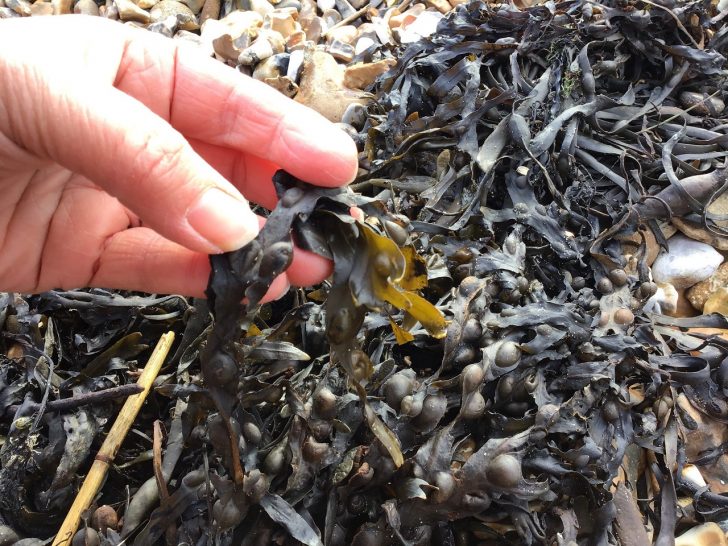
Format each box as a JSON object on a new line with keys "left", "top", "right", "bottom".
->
{"left": 169, "top": 47, "right": 358, "bottom": 187}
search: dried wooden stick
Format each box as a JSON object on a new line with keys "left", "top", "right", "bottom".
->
{"left": 51, "top": 332, "right": 175, "bottom": 546}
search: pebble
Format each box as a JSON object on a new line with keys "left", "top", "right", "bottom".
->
{"left": 51, "top": 0, "right": 71, "bottom": 14}
{"left": 115, "top": 0, "right": 151, "bottom": 22}
{"left": 680, "top": 91, "right": 726, "bottom": 116}
{"left": 316, "top": 0, "right": 334, "bottom": 10}
{"left": 294, "top": 49, "right": 369, "bottom": 122}
{"left": 328, "top": 39, "right": 354, "bottom": 62}
{"left": 675, "top": 522, "right": 728, "bottom": 546}
{"left": 150, "top": 0, "right": 199, "bottom": 29}
{"left": 674, "top": 193, "right": 728, "bottom": 250}
{"left": 326, "top": 23, "right": 357, "bottom": 44}
{"left": 354, "top": 35, "right": 376, "bottom": 55}
{"left": 344, "top": 58, "right": 395, "bottom": 89}
{"left": 287, "top": 48, "right": 304, "bottom": 80}
{"left": 74, "top": 0, "right": 99, "bottom": 15}
{"left": 333, "top": 0, "right": 354, "bottom": 18}
{"left": 31, "top": 1, "right": 54, "bottom": 15}
{"left": 687, "top": 262, "right": 728, "bottom": 311}
{"left": 252, "top": 52, "right": 289, "bottom": 79}
{"left": 199, "top": 0, "right": 219, "bottom": 23}
{"left": 285, "top": 29, "right": 306, "bottom": 50}
{"left": 705, "top": 287, "right": 728, "bottom": 316}
{"left": 264, "top": 75, "right": 299, "bottom": 97}
{"left": 341, "top": 102, "right": 366, "bottom": 127}
{"left": 6, "top": 0, "right": 31, "bottom": 16}
{"left": 179, "top": 0, "right": 204, "bottom": 14}
{"left": 398, "top": 10, "right": 444, "bottom": 44}
{"left": 147, "top": 14, "right": 178, "bottom": 35}
{"left": 425, "top": 0, "right": 451, "bottom": 14}
{"left": 0, "top": 7, "right": 21, "bottom": 17}
{"left": 651, "top": 235, "right": 724, "bottom": 290}
{"left": 265, "top": 10, "right": 297, "bottom": 38}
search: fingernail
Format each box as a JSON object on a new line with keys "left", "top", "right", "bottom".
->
{"left": 187, "top": 188, "right": 259, "bottom": 252}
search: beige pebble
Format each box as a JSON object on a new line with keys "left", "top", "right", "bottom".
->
{"left": 425, "top": 0, "right": 451, "bottom": 13}
{"left": 51, "top": 0, "right": 72, "bottom": 14}
{"left": 675, "top": 522, "right": 728, "bottom": 546}
{"left": 198, "top": 0, "right": 218, "bottom": 23}
{"left": 265, "top": 10, "right": 297, "bottom": 38}
{"left": 6, "top": 0, "right": 31, "bottom": 16}
{"left": 285, "top": 30, "right": 306, "bottom": 50}
{"left": 151, "top": 0, "right": 198, "bottom": 30}
{"left": 687, "top": 262, "right": 728, "bottom": 311}
{"left": 178, "top": 0, "right": 203, "bottom": 14}
{"left": 115, "top": 0, "right": 150, "bottom": 22}
{"left": 74, "top": 0, "right": 100, "bottom": 14}
{"left": 326, "top": 24, "right": 357, "bottom": 44}
{"left": 344, "top": 58, "right": 396, "bottom": 89}
{"left": 295, "top": 49, "right": 370, "bottom": 122}
{"left": 30, "top": 0, "right": 54, "bottom": 14}
{"left": 704, "top": 287, "right": 728, "bottom": 316}
{"left": 264, "top": 75, "right": 299, "bottom": 98}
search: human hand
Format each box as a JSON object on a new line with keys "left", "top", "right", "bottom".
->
{"left": 0, "top": 15, "right": 358, "bottom": 299}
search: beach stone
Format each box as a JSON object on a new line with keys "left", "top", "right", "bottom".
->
{"left": 680, "top": 91, "right": 725, "bottom": 116}
{"left": 264, "top": 75, "right": 299, "bottom": 98}
{"left": 6, "top": 0, "right": 31, "bottom": 15}
{"left": 675, "top": 523, "right": 728, "bottom": 546}
{"left": 295, "top": 49, "right": 369, "bottom": 122}
{"left": 287, "top": 48, "right": 304, "bottom": 80}
{"left": 147, "top": 14, "right": 178, "bottom": 35}
{"left": 326, "top": 24, "right": 357, "bottom": 44}
{"left": 673, "top": 193, "right": 728, "bottom": 250}
{"left": 651, "top": 235, "right": 724, "bottom": 289}
{"left": 131, "top": 0, "right": 156, "bottom": 8}
{"left": 704, "top": 287, "right": 728, "bottom": 316}
{"left": 198, "top": 0, "right": 218, "bottom": 22}
{"left": 51, "top": 0, "right": 72, "bottom": 14}
{"left": 203, "top": 9, "right": 262, "bottom": 43}
{"left": 265, "top": 10, "right": 297, "bottom": 38}
{"left": 252, "top": 52, "right": 288, "bottom": 80}
{"left": 687, "top": 262, "right": 728, "bottom": 311}
{"left": 30, "top": 1, "right": 54, "bottom": 14}
{"left": 344, "top": 58, "right": 395, "bottom": 89}
{"left": 316, "top": 0, "right": 333, "bottom": 9}
{"left": 398, "top": 10, "right": 443, "bottom": 43}
{"left": 74, "top": 0, "right": 99, "bottom": 14}
{"left": 285, "top": 29, "right": 306, "bottom": 50}
{"left": 179, "top": 0, "right": 204, "bottom": 13}
{"left": 333, "top": 0, "right": 354, "bottom": 17}
{"left": 302, "top": 15, "right": 322, "bottom": 41}
{"left": 0, "top": 7, "right": 21, "bottom": 16}
{"left": 151, "top": 0, "right": 198, "bottom": 29}
{"left": 425, "top": 0, "right": 451, "bottom": 14}
{"left": 328, "top": 39, "right": 354, "bottom": 62}
{"left": 115, "top": 0, "right": 150, "bottom": 22}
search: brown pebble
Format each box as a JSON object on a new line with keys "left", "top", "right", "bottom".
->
{"left": 614, "top": 308, "right": 634, "bottom": 325}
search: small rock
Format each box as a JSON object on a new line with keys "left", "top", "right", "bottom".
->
{"left": 51, "top": 0, "right": 72, "bottom": 14}
{"left": 30, "top": 1, "right": 54, "bottom": 15}
{"left": 302, "top": 14, "right": 322, "bottom": 41}
{"left": 248, "top": 0, "right": 272, "bottom": 15}
{"left": 5, "top": 0, "right": 31, "bottom": 16}
{"left": 645, "top": 282, "right": 679, "bottom": 315}
{"left": 0, "top": 524, "right": 20, "bottom": 546}
{"left": 388, "top": 3, "right": 424, "bottom": 28}
{"left": 687, "top": 262, "right": 728, "bottom": 311}
{"left": 178, "top": 0, "right": 203, "bottom": 13}
{"left": 151, "top": 0, "right": 198, "bottom": 30}
{"left": 276, "top": 0, "right": 300, "bottom": 9}
{"left": 265, "top": 10, "right": 297, "bottom": 38}
{"left": 344, "top": 58, "right": 395, "bottom": 89}
{"left": 328, "top": 39, "right": 354, "bottom": 62}
{"left": 675, "top": 523, "right": 728, "bottom": 546}
{"left": 333, "top": 0, "right": 354, "bottom": 17}
{"left": 397, "top": 10, "right": 443, "bottom": 43}
{"left": 651, "top": 235, "right": 724, "bottom": 290}
{"left": 326, "top": 23, "right": 357, "bottom": 44}
{"left": 348, "top": 0, "right": 366, "bottom": 8}
{"left": 115, "top": 0, "right": 150, "bottom": 22}
{"left": 354, "top": 35, "right": 376, "bottom": 55}
{"left": 341, "top": 102, "right": 366, "bottom": 127}
{"left": 147, "top": 14, "right": 178, "bottom": 36}
{"left": 198, "top": 0, "right": 218, "bottom": 22}
{"left": 705, "top": 287, "right": 728, "bottom": 316}
{"left": 285, "top": 29, "right": 307, "bottom": 50}
{"left": 287, "top": 48, "right": 304, "bottom": 80}
{"left": 425, "top": 0, "right": 451, "bottom": 14}
{"left": 674, "top": 193, "right": 728, "bottom": 250}
{"left": 0, "top": 7, "right": 21, "bottom": 16}
{"left": 316, "top": 0, "right": 333, "bottom": 10}
{"left": 212, "top": 31, "right": 246, "bottom": 61}
{"left": 448, "top": 0, "right": 467, "bottom": 6}
{"left": 175, "top": 28, "right": 211, "bottom": 53}
{"left": 74, "top": 0, "right": 100, "bottom": 15}
{"left": 252, "top": 52, "right": 289, "bottom": 80}
{"left": 295, "top": 49, "right": 370, "bottom": 122}
{"left": 238, "top": 30, "right": 285, "bottom": 65}
{"left": 680, "top": 91, "right": 726, "bottom": 116}
{"left": 264, "top": 75, "right": 299, "bottom": 98}
{"left": 210, "top": 9, "right": 262, "bottom": 39}
{"left": 132, "top": 0, "right": 157, "bottom": 9}
{"left": 321, "top": 7, "right": 340, "bottom": 27}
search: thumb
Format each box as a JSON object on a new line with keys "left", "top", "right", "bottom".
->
{"left": 11, "top": 82, "right": 259, "bottom": 254}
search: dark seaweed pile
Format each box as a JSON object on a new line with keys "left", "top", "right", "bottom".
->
{"left": 3, "top": 0, "right": 728, "bottom": 544}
